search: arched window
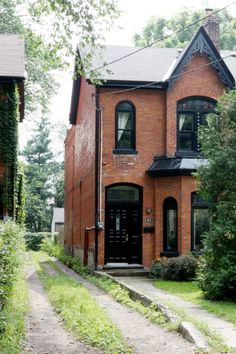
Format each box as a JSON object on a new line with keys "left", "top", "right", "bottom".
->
{"left": 191, "top": 192, "right": 209, "bottom": 252}
{"left": 115, "top": 101, "right": 135, "bottom": 153}
{"left": 163, "top": 197, "right": 178, "bottom": 253}
{"left": 177, "top": 97, "right": 216, "bottom": 155}
{"left": 106, "top": 184, "right": 141, "bottom": 203}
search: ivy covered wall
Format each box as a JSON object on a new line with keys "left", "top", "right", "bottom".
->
{"left": 0, "top": 82, "right": 25, "bottom": 223}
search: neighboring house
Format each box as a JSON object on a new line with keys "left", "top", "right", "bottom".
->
{"left": 65, "top": 10, "right": 236, "bottom": 269}
{"left": 0, "top": 35, "right": 25, "bottom": 220}
{"left": 51, "top": 207, "right": 64, "bottom": 234}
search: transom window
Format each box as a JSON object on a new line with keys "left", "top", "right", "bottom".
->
{"left": 177, "top": 97, "right": 216, "bottom": 155}
{"left": 106, "top": 184, "right": 140, "bottom": 203}
{"left": 191, "top": 192, "right": 209, "bottom": 252}
{"left": 115, "top": 101, "right": 135, "bottom": 152}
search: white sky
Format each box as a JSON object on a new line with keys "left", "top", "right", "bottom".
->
{"left": 19, "top": 0, "right": 236, "bottom": 148}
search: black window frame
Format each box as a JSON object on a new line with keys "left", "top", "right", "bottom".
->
{"left": 114, "top": 101, "right": 137, "bottom": 154}
{"left": 162, "top": 197, "right": 179, "bottom": 257}
{"left": 191, "top": 192, "right": 209, "bottom": 252}
{"left": 177, "top": 97, "right": 216, "bottom": 156}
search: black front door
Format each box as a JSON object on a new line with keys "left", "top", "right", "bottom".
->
{"left": 105, "top": 204, "right": 142, "bottom": 264}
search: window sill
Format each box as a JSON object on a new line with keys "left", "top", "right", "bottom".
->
{"left": 160, "top": 251, "right": 179, "bottom": 258}
{"left": 113, "top": 149, "right": 138, "bottom": 155}
{"left": 175, "top": 151, "right": 199, "bottom": 158}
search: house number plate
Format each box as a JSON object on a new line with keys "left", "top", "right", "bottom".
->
{"left": 145, "top": 218, "right": 153, "bottom": 224}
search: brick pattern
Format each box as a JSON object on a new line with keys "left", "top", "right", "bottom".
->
{"left": 65, "top": 53, "right": 226, "bottom": 267}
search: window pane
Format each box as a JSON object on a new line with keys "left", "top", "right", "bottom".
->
{"left": 107, "top": 185, "right": 139, "bottom": 202}
{"left": 193, "top": 208, "right": 209, "bottom": 251}
{"left": 117, "top": 130, "right": 132, "bottom": 148}
{"left": 179, "top": 113, "right": 194, "bottom": 131}
{"left": 118, "top": 112, "right": 132, "bottom": 130}
{"left": 179, "top": 133, "right": 193, "bottom": 150}
{"left": 166, "top": 209, "right": 177, "bottom": 251}
{"left": 201, "top": 113, "right": 211, "bottom": 127}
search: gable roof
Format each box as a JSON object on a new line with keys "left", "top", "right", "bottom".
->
{"left": 167, "top": 26, "right": 235, "bottom": 89}
{"left": 0, "top": 35, "right": 24, "bottom": 79}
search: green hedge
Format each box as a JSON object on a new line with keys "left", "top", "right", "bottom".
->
{"left": 25, "top": 232, "right": 51, "bottom": 251}
{"left": 0, "top": 221, "right": 25, "bottom": 314}
{"left": 150, "top": 256, "right": 198, "bottom": 281}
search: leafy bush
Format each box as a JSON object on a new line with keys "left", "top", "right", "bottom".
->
{"left": 0, "top": 221, "right": 25, "bottom": 316}
{"left": 40, "top": 238, "right": 64, "bottom": 257}
{"left": 150, "top": 256, "right": 198, "bottom": 281}
{"left": 25, "top": 232, "right": 51, "bottom": 251}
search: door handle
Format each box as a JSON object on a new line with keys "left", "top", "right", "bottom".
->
{"left": 126, "top": 234, "right": 128, "bottom": 242}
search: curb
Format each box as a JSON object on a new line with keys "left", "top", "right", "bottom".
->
{"left": 94, "top": 271, "right": 208, "bottom": 350}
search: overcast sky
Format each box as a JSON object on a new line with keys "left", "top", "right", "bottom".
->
{"left": 19, "top": 0, "right": 236, "bottom": 148}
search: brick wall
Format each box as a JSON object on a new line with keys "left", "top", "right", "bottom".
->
{"left": 64, "top": 78, "right": 96, "bottom": 260}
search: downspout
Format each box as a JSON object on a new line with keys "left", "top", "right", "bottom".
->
{"left": 94, "top": 86, "right": 100, "bottom": 269}
{"left": 95, "top": 86, "right": 104, "bottom": 269}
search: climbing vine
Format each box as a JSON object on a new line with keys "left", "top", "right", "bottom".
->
{"left": 0, "top": 82, "right": 23, "bottom": 221}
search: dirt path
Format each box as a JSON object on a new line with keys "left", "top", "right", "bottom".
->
{"left": 22, "top": 261, "right": 100, "bottom": 354}
{"left": 53, "top": 259, "right": 197, "bottom": 354}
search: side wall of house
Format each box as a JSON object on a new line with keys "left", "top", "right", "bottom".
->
{"left": 64, "top": 78, "right": 96, "bottom": 267}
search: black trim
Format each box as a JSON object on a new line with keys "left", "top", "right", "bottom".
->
{"left": 115, "top": 100, "right": 136, "bottom": 151}
{"left": 143, "top": 227, "right": 155, "bottom": 233}
{"left": 95, "top": 86, "right": 100, "bottom": 269}
{"left": 113, "top": 149, "right": 138, "bottom": 155}
{"left": 69, "top": 75, "right": 81, "bottom": 125}
{"left": 160, "top": 251, "right": 179, "bottom": 258}
{"left": 148, "top": 168, "right": 196, "bottom": 177}
{"left": 163, "top": 197, "right": 178, "bottom": 253}
{"left": 87, "top": 79, "right": 168, "bottom": 90}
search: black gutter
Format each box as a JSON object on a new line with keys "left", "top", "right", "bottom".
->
{"left": 94, "top": 86, "right": 100, "bottom": 270}
{"left": 87, "top": 79, "right": 168, "bottom": 90}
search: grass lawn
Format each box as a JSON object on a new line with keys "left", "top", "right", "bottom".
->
{"left": 154, "top": 280, "right": 236, "bottom": 326}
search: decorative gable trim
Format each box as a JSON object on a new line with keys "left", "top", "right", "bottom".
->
{"left": 168, "top": 26, "right": 235, "bottom": 89}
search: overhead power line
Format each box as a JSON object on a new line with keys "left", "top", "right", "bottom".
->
{"left": 89, "top": 1, "right": 236, "bottom": 75}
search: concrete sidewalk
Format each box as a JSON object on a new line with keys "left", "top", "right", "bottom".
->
{"left": 104, "top": 275, "right": 236, "bottom": 350}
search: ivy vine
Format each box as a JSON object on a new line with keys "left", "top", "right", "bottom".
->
{"left": 0, "top": 82, "right": 25, "bottom": 223}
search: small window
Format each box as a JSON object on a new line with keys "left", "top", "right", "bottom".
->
{"left": 163, "top": 197, "right": 178, "bottom": 252}
{"left": 177, "top": 97, "right": 216, "bottom": 155}
{"left": 106, "top": 185, "right": 140, "bottom": 203}
{"left": 115, "top": 101, "right": 135, "bottom": 152}
{"left": 191, "top": 192, "right": 209, "bottom": 251}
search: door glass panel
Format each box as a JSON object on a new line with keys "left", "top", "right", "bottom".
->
{"left": 116, "top": 216, "right": 120, "bottom": 231}
{"left": 166, "top": 209, "right": 177, "bottom": 251}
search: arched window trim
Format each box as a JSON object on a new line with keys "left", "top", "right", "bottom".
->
{"left": 114, "top": 100, "right": 137, "bottom": 154}
{"left": 162, "top": 197, "right": 179, "bottom": 257}
{"left": 177, "top": 96, "right": 216, "bottom": 156}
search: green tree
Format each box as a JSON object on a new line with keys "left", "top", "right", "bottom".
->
{"left": 0, "top": 0, "right": 119, "bottom": 115}
{"left": 23, "top": 117, "right": 54, "bottom": 231}
{"left": 134, "top": 9, "right": 236, "bottom": 50}
{"left": 197, "top": 89, "right": 236, "bottom": 300}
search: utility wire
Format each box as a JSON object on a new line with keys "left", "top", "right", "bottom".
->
{"left": 88, "top": 2, "right": 236, "bottom": 75}
{"left": 94, "top": 54, "right": 234, "bottom": 97}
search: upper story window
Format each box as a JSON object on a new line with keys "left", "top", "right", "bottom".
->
{"left": 177, "top": 97, "right": 216, "bottom": 155}
{"left": 115, "top": 101, "right": 136, "bottom": 154}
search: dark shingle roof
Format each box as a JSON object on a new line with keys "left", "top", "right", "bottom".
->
{"left": 87, "top": 46, "right": 180, "bottom": 82}
{"left": 0, "top": 35, "right": 25, "bottom": 79}
{"left": 85, "top": 44, "right": 236, "bottom": 83}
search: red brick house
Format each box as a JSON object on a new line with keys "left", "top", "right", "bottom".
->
{"left": 0, "top": 35, "right": 25, "bottom": 220}
{"left": 65, "top": 12, "right": 235, "bottom": 269}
